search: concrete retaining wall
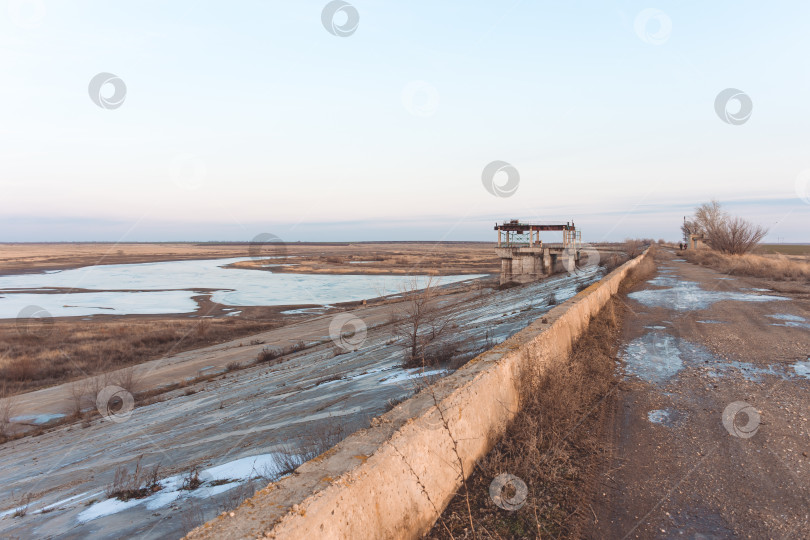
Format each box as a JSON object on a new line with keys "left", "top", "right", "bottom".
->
{"left": 187, "top": 250, "right": 649, "bottom": 540}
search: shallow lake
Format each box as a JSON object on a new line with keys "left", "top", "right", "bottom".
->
{"left": 0, "top": 258, "right": 486, "bottom": 319}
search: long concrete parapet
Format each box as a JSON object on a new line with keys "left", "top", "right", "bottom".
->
{"left": 186, "top": 250, "right": 650, "bottom": 540}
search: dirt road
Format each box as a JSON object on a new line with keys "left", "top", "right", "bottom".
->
{"left": 592, "top": 250, "right": 810, "bottom": 538}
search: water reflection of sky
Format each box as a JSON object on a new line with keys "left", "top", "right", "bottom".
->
{"left": 0, "top": 258, "right": 485, "bottom": 319}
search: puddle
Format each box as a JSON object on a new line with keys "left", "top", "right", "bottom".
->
{"left": 793, "top": 360, "right": 810, "bottom": 379}
{"left": 628, "top": 281, "right": 788, "bottom": 311}
{"left": 647, "top": 408, "right": 682, "bottom": 427}
{"left": 647, "top": 275, "right": 683, "bottom": 287}
{"left": 697, "top": 320, "right": 725, "bottom": 324}
{"left": 622, "top": 332, "right": 684, "bottom": 383}
{"left": 768, "top": 313, "right": 807, "bottom": 321}
{"left": 622, "top": 332, "right": 793, "bottom": 384}
{"left": 644, "top": 325, "right": 666, "bottom": 330}
{"left": 767, "top": 314, "right": 810, "bottom": 329}
{"left": 706, "top": 360, "right": 781, "bottom": 382}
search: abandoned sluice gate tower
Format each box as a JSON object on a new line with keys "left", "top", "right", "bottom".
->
{"left": 495, "top": 219, "right": 582, "bottom": 285}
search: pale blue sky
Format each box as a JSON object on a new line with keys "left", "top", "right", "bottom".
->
{"left": 2, "top": 0, "right": 809, "bottom": 243}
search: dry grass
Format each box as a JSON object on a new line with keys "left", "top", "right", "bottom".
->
{"left": 0, "top": 318, "right": 278, "bottom": 395}
{"left": 428, "top": 255, "right": 653, "bottom": 539}
{"left": 683, "top": 249, "right": 810, "bottom": 281}
{"left": 107, "top": 456, "right": 162, "bottom": 501}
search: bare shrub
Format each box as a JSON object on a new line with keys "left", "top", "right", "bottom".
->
{"left": 0, "top": 383, "right": 17, "bottom": 438}
{"left": 391, "top": 276, "right": 454, "bottom": 368}
{"left": 421, "top": 341, "right": 459, "bottom": 367}
{"left": 69, "top": 380, "right": 89, "bottom": 416}
{"left": 624, "top": 238, "right": 646, "bottom": 257}
{"left": 112, "top": 366, "right": 140, "bottom": 394}
{"left": 255, "top": 347, "right": 284, "bottom": 364}
{"left": 263, "top": 424, "right": 347, "bottom": 479}
{"left": 12, "top": 493, "right": 32, "bottom": 518}
{"left": 180, "top": 467, "right": 203, "bottom": 491}
{"left": 107, "top": 456, "right": 162, "bottom": 501}
{"left": 683, "top": 200, "right": 768, "bottom": 255}
{"left": 602, "top": 252, "right": 629, "bottom": 273}
{"left": 705, "top": 216, "right": 768, "bottom": 255}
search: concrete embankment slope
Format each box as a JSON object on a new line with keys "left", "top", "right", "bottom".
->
{"left": 187, "top": 251, "right": 649, "bottom": 540}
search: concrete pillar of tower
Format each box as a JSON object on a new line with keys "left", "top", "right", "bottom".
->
{"left": 500, "top": 257, "right": 513, "bottom": 285}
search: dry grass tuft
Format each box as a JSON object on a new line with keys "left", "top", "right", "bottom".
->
{"left": 683, "top": 249, "right": 810, "bottom": 281}
{"left": 107, "top": 456, "right": 162, "bottom": 501}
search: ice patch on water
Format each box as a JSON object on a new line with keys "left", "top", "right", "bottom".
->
{"left": 0, "top": 258, "right": 485, "bottom": 319}
{"left": 280, "top": 307, "right": 328, "bottom": 315}
{"left": 628, "top": 281, "right": 788, "bottom": 311}
{"left": 9, "top": 413, "right": 66, "bottom": 425}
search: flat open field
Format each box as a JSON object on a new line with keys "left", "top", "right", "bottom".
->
{"left": 754, "top": 243, "right": 810, "bottom": 257}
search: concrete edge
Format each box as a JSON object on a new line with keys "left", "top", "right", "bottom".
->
{"left": 186, "top": 249, "right": 650, "bottom": 540}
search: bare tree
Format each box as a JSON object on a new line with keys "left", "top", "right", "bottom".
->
{"left": 391, "top": 276, "right": 453, "bottom": 368}
{"left": 693, "top": 200, "right": 725, "bottom": 234}
{"left": 683, "top": 200, "right": 768, "bottom": 254}
{"left": 681, "top": 219, "right": 698, "bottom": 242}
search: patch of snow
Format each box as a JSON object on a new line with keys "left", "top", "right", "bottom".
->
{"left": 78, "top": 453, "right": 285, "bottom": 524}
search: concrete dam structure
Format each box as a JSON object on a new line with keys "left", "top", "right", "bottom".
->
{"left": 495, "top": 220, "right": 582, "bottom": 285}
{"left": 186, "top": 250, "right": 650, "bottom": 540}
